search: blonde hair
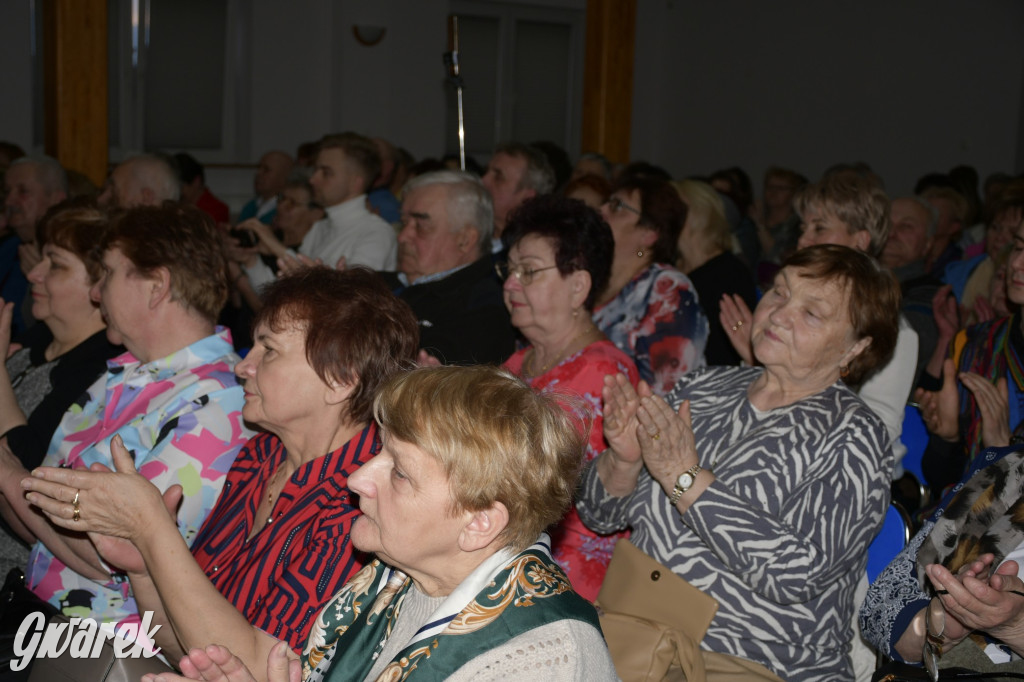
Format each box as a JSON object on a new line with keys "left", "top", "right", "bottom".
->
{"left": 673, "top": 180, "right": 733, "bottom": 271}
{"left": 373, "top": 366, "right": 586, "bottom": 553}
{"left": 794, "top": 174, "right": 891, "bottom": 257}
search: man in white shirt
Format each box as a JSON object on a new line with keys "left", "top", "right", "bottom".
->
{"left": 243, "top": 133, "right": 397, "bottom": 290}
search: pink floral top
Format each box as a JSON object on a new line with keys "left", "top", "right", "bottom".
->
{"left": 593, "top": 263, "right": 708, "bottom": 396}
{"left": 505, "top": 339, "right": 639, "bottom": 602}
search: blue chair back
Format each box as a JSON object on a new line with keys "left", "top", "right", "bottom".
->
{"left": 900, "top": 404, "right": 928, "bottom": 485}
{"left": 867, "top": 502, "right": 912, "bottom": 582}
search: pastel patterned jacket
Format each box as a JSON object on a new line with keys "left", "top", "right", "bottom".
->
{"left": 26, "top": 328, "right": 253, "bottom": 627}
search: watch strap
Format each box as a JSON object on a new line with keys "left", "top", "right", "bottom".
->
{"left": 669, "top": 464, "right": 702, "bottom": 505}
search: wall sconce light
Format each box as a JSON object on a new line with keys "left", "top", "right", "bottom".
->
{"left": 352, "top": 25, "right": 387, "bottom": 47}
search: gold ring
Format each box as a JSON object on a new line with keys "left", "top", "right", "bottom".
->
{"left": 72, "top": 490, "right": 80, "bottom": 506}
{"left": 652, "top": 431, "right": 661, "bottom": 441}
{"left": 72, "top": 504, "right": 80, "bottom": 523}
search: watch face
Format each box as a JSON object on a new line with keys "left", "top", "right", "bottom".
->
{"left": 678, "top": 473, "right": 694, "bottom": 489}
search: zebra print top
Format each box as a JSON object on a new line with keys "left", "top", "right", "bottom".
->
{"left": 578, "top": 365, "right": 892, "bottom": 681}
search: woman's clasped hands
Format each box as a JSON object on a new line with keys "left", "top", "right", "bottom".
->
{"left": 602, "top": 373, "right": 701, "bottom": 499}
{"left": 20, "top": 433, "right": 181, "bottom": 572}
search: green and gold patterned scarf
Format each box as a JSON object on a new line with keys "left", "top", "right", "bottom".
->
{"left": 303, "top": 534, "right": 599, "bottom": 682}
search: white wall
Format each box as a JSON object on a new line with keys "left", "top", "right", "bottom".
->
{"left": 630, "top": 0, "right": 1024, "bottom": 195}
{"left": 247, "top": 0, "right": 450, "bottom": 163}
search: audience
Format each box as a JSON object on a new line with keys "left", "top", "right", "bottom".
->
{"left": 571, "top": 151, "right": 613, "bottom": 182}
{"left": 754, "top": 165, "right": 807, "bottom": 274}
{"left": 499, "top": 194, "right": 638, "bottom": 602}
{"left": 98, "top": 154, "right": 180, "bottom": 209}
{"left": 175, "top": 152, "right": 230, "bottom": 224}
{"left": 367, "top": 137, "right": 402, "bottom": 223}
{"left": 882, "top": 196, "right": 943, "bottom": 381}
{"left": 141, "top": 366, "right": 616, "bottom": 682}
{"left": 243, "top": 133, "right": 397, "bottom": 289}
{"left": 562, "top": 173, "right": 611, "bottom": 210}
{"left": 920, "top": 185, "right": 969, "bottom": 276}
{"left": 2, "top": 155, "right": 68, "bottom": 333}
{"left": 594, "top": 175, "right": 707, "bottom": 395}
{"left": 0, "top": 201, "right": 121, "bottom": 577}
{"left": 861, "top": 443, "right": 1024, "bottom": 675}
{"left": 378, "top": 170, "right": 514, "bottom": 365}
{"left": 0, "top": 204, "right": 253, "bottom": 630}
{"left": 238, "top": 151, "right": 293, "bottom": 224}
{"left": 23, "top": 267, "right": 419, "bottom": 666}
{"left": 673, "top": 178, "right": 757, "bottom": 366}
{"left": 481, "top": 142, "right": 556, "bottom": 253}
{"left": 584, "top": 245, "right": 899, "bottom": 681}
{"left": 4, "top": 123, "right": 1022, "bottom": 680}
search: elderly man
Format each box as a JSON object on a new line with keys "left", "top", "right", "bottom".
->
{"left": 481, "top": 142, "right": 555, "bottom": 253}
{"left": 3, "top": 155, "right": 68, "bottom": 333}
{"left": 243, "top": 133, "right": 396, "bottom": 290}
{"left": 98, "top": 154, "right": 180, "bottom": 209}
{"left": 882, "top": 196, "right": 942, "bottom": 380}
{"left": 238, "top": 150, "right": 293, "bottom": 224}
{"left": 379, "top": 170, "right": 514, "bottom": 365}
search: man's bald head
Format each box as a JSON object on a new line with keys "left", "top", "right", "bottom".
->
{"left": 99, "top": 154, "right": 180, "bottom": 209}
{"left": 254, "top": 151, "right": 293, "bottom": 199}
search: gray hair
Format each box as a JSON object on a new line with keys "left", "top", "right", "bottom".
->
{"left": 9, "top": 155, "right": 69, "bottom": 196}
{"left": 123, "top": 154, "right": 181, "bottom": 203}
{"left": 494, "top": 143, "right": 555, "bottom": 196}
{"left": 405, "top": 170, "right": 494, "bottom": 255}
{"left": 906, "top": 195, "right": 940, "bottom": 238}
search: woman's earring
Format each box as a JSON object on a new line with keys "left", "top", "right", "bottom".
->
{"left": 840, "top": 365, "right": 850, "bottom": 379}
{"left": 637, "top": 250, "right": 644, "bottom": 258}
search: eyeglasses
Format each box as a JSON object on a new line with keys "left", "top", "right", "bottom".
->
{"left": 494, "top": 262, "right": 559, "bottom": 285}
{"left": 605, "top": 196, "right": 642, "bottom": 217}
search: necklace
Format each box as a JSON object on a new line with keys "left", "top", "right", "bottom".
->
{"left": 525, "top": 325, "right": 601, "bottom": 378}
{"left": 263, "top": 467, "right": 288, "bottom": 525}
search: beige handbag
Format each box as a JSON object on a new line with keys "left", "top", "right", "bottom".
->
{"left": 596, "top": 539, "right": 718, "bottom": 682}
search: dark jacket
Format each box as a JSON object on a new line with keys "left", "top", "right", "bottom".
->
{"left": 379, "top": 257, "right": 515, "bottom": 365}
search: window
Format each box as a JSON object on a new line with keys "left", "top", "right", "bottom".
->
{"left": 106, "top": 0, "right": 250, "bottom": 162}
{"left": 446, "top": 1, "right": 585, "bottom": 163}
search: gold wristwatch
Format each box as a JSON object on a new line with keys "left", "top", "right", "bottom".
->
{"left": 669, "top": 464, "right": 702, "bottom": 505}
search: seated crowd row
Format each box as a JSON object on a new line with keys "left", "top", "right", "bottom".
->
{"left": 0, "top": 134, "right": 1022, "bottom": 680}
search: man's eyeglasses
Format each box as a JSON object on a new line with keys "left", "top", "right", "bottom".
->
{"left": 605, "top": 196, "right": 642, "bottom": 217}
{"left": 494, "top": 262, "right": 559, "bottom": 285}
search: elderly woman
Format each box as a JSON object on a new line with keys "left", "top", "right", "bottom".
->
{"left": 0, "top": 201, "right": 121, "bottom": 472}
{"left": 581, "top": 245, "right": 900, "bottom": 680}
{"left": 722, "top": 173, "right": 920, "bottom": 479}
{"left": 23, "top": 267, "right": 419, "bottom": 669}
{"left": 861, "top": 443, "right": 1024, "bottom": 676}
{"left": 0, "top": 204, "right": 253, "bottom": 629}
{"left": 594, "top": 176, "right": 708, "bottom": 396}
{"left": 0, "top": 201, "right": 121, "bottom": 575}
{"left": 137, "top": 366, "right": 617, "bottom": 682}
{"left": 673, "top": 179, "right": 756, "bottom": 366}
{"left": 498, "top": 195, "right": 638, "bottom": 601}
